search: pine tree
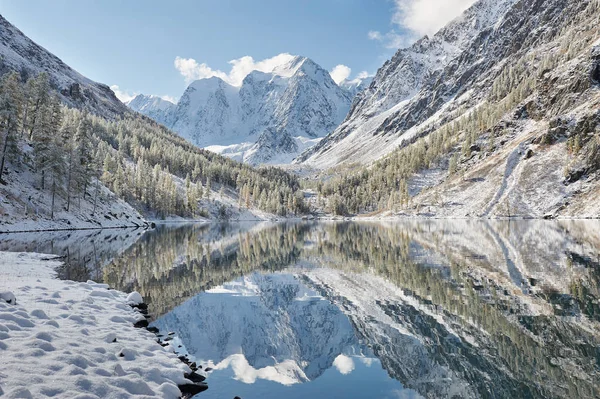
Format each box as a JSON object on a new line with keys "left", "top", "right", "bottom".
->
{"left": 449, "top": 154, "right": 458, "bottom": 175}
{"left": 205, "top": 178, "right": 211, "bottom": 200}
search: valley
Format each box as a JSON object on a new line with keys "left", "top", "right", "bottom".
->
{"left": 0, "top": 1, "right": 599, "bottom": 398}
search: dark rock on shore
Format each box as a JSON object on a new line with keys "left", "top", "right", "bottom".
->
{"left": 178, "top": 383, "right": 208, "bottom": 398}
{"left": 184, "top": 372, "right": 206, "bottom": 383}
{"left": 133, "top": 319, "right": 149, "bottom": 328}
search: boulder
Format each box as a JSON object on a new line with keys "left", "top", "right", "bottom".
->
{"left": 184, "top": 372, "right": 206, "bottom": 383}
{"left": 1, "top": 291, "right": 16, "bottom": 305}
{"left": 126, "top": 291, "right": 143, "bottom": 305}
{"left": 525, "top": 149, "right": 534, "bottom": 159}
{"left": 133, "top": 319, "right": 149, "bottom": 328}
{"left": 178, "top": 383, "right": 208, "bottom": 397}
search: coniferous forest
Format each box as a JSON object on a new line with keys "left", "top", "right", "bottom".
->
{"left": 0, "top": 71, "right": 308, "bottom": 220}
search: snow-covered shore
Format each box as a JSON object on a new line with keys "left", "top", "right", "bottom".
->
{"left": 0, "top": 251, "right": 195, "bottom": 398}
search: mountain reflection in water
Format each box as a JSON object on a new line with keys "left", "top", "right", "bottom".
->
{"left": 8, "top": 220, "right": 599, "bottom": 398}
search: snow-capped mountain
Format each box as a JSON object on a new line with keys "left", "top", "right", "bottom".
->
{"left": 128, "top": 56, "right": 354, "bottom": 165}
{"left": 126, "top": 94, "right": 176, "bottom": 125}
{"left": 0, "top": 14, "right": 128, "bottom": 118}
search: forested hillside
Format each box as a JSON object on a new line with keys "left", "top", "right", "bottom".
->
{"left": 0, "top": 71, "right": 308, "bottom": 231}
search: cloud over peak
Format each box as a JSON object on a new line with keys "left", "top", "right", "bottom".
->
{"left": 395, "top": 0, "right": 477, "bottom": 36}
{"left": 369, "top": 0, "right": 477, "bottom": 49}
{"left": 329, "top": 64, "right": 352, "bottom": 85}
{"left": 175, "top": 53, "right": 369, "bottom": 88}
{"left": 174, "top": 53, "right": 297, "bottom": 87}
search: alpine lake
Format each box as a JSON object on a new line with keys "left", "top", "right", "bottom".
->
{"left": 3, "top": 220, "right": 600, "bottom": 399}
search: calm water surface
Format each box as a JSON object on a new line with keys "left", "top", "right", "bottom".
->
{"left": 4, "top": 220, "right": 600, "bottom": 399}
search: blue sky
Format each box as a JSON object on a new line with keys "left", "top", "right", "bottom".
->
{"left": 0, "top": 0, "right": 475, "bottom": 103}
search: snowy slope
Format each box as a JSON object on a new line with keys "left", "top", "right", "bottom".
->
{"left": 295, "top": 0, "right": 600, "bottom": 218}
{"left": 0, "top": 142, "right": 147, "bottom": 233}
{"left": 126, "top": 94, "right": 176, "bottom": 125}
{"left": 129, "top": 56, "right": 354, "bottom": 165}
{"left": 0, "top": 251, "right": 191, "bottom": 398}
{"left": 0, "top": 14, "right": 128, "bottom": 118}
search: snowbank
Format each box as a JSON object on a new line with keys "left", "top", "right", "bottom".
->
{"left": 0, "top": 252, "right": 191, "bottom": 398}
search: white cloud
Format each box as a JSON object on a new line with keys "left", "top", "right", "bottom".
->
{"left": 110, "top": 85, "right": 137, "bottom": 104}
{"left": 368, "top": 30, "right": 383, "bottom": 41}
{"left": 356, "top": 71, "right": 371, "bottom": 79}
{"left": 329, "top": 64, "right": 352, "bottom": 84}
{"left": 174, "top": 53, "right": 297, "bottom": 87}
{"left": 369, "top": 0, "right": 477, "bottom": 49}
{"left": 359, "top": 357, "right": 375, "bottom": 367}
{"left": 333, "top": 355, "right": 355, "bottom": 375}
{"left": 394, "top": 0, "right": 477, "bottom": 36}
{"left": 367, "top": 29, "right": 412, "bottom": 49}
{"left": 173, "top": 57, "right": 229, "bottom": 85}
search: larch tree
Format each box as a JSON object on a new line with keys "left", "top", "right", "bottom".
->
{"left": 74, "top": 112, "right": 94, "bottom": 201}
{"left": 46, "top": 96, "right": 66, "bottom": 219}
{"left": 0, "top": 72, "right": 24, "bottom": 184}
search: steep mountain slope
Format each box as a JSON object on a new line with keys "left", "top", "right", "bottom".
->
{"left": 126, "top": 94, "right": 175, "bottom": 125}
{"left": 404, "top": 0, "right": 600, "bottom": 218}
{"left": 297, "top": 0, "right": 519, "bottom": 168}
{"left": 0, "top": 14, "right": 145, "bottom": 231}
{"left": 0, "top": 14, "right": 128, "bottom": 118}
{"left": 130, "top": 56, "right": 353, "bottom": 165}
{"left": 309, "top": 0, "right": 600, "bottom": 218}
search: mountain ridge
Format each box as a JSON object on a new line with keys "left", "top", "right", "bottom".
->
{"left": 297, "top": 0, "right": 520, "bottom": 167}
{"left": 128, "top": 55, "right": 355, "bottom": 165}
{"left": 0, "top": 14, "right": 129, "bottom": 119}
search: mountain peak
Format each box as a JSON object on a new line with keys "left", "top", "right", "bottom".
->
{"left": 188, "top": 75, "right": 230, "bottom": 90}
{"left": 269, "top": 55, "right": 310, "bottom": 78}
{"left": 127, "top": 94, "right": 175, "bottom": 112}
{"left": 128, "top": 54, "right": 354, "bottom": 165}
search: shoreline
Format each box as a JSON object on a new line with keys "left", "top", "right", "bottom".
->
{"left": 2, "top": 214, "right": 599, "bottom": 234}
{"left": 0, "top": 223, "right": 150, "bottom": 235}
{"left": 0, "top": 251, "right": 206, "bottom": 398}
